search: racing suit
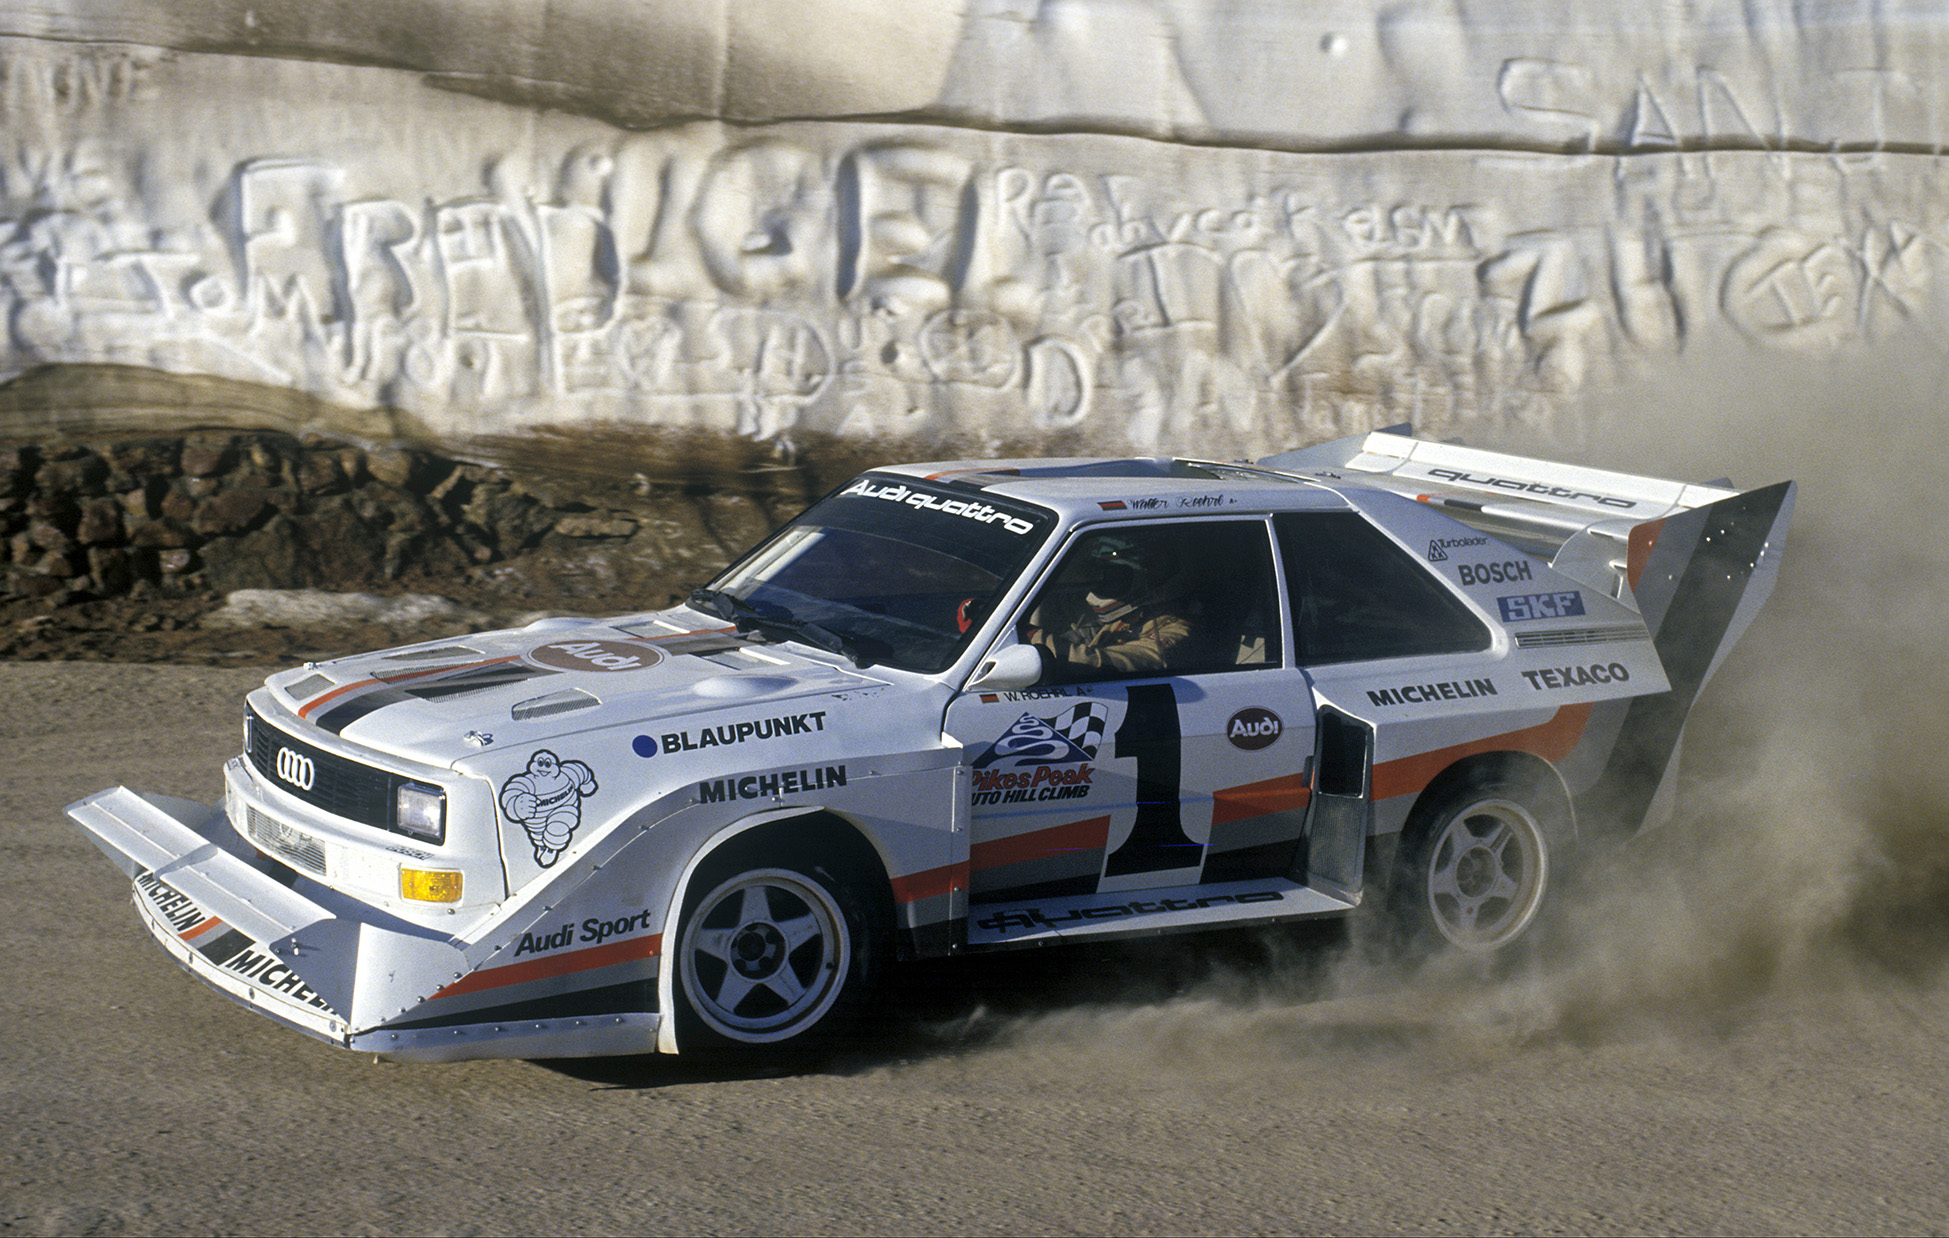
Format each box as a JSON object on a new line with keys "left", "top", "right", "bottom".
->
{"left": 1029, "top": 598, "right": 1195, "bottom": 674}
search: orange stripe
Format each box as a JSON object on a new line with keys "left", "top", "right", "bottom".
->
{"left": 179, "top": 916, "right": 223, "bottom": 941}
{"left": 1628, "top": 519, "right": 1666, "bottom": 592}
{"left": 1370, "top": 704, "right": 1593, "bottom": 802}
{"left": 293, "top": 627, "right": 733, "bottom": 717}
{"left": 297, "top": 653, "right": 524, "bottom": 718}
{"left": 970, "top": 815, "right": 1111, "bottom": 872}
{"left": 431, "top": 932, "right": 663, "bottom": 1000}
{"left": 891, "top": 861, "right": 969, "bottom": 904}
{"left": 1212, "top": 772, "right": 1311, "bottom": 828}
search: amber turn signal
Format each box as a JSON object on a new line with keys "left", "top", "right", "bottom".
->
{"left": 399, "top": 867, "right": 463, "bottom": 903}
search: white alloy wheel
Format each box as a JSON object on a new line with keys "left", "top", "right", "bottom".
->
{"left": 678, "top": 867, "right": 854, "bottom": 1044}
{"left": 1420, "top": 795, "right": 1550, "bottom": 950}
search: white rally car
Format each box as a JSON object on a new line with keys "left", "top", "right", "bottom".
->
{"left": 67, "top": 429, "right": 1793, "bottom": 1060}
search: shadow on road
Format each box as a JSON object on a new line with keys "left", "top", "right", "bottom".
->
{"left": 538, "top": 918, "right": 1353, "bottom": 1089}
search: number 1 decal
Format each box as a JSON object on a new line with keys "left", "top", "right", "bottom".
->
{"left": 1103, "top": 682, "right": 1204, "bottom": 878}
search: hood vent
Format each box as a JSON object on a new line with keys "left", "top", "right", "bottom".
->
{"left": 284, "top": 672, "right": 335, "bottom": 701}
{"left": 511, "top": 688, "right": 600, "bottom": 721}
{"left": 381, "top": 644, "right": 484, "bottom": 662}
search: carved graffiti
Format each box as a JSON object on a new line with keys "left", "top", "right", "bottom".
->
{"left": 4, "top": 38, "right": 1949, "bottom": 458}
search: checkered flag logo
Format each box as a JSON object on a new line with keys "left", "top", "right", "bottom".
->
{"left": 973, "top": 701, "right": 1112, "bottom": 767}
{"left": 1050, "top": 702, "right": 1110, "bottom": 759}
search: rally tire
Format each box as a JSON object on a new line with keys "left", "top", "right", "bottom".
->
{"left": 1390, "top": 774, "right": 1561, "bottom": 954}
{"left": 673, "top": 854, "right": 879, "bottom": 1055}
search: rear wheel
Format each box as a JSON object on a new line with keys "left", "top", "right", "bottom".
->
{"left": 1393, "top": 777, "right": 1559, "bottom": 952}
{"left": 674, "top": 859, "right": 876, "bottom": 1053}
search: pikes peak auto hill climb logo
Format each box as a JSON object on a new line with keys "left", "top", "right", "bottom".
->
{"left": 976, "top": 703, "right": 1110, "bottom": 768}
{"left": 972, "top": 702, "right": 1111, "bottom": 807}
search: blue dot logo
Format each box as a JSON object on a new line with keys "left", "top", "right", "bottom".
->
{"left": 631, "top": 734, "right": 658, "bottom": 758}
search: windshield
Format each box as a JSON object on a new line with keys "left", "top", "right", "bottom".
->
{"left": 697, "top": 475, "right": 1055, "bottom": 672}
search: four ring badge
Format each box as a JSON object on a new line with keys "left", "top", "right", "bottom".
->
{"left": 275, "top": 747, "right": 316, "bottom": 791}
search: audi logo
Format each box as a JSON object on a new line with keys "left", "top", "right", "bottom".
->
{"left": 275, "top": 747, "right": 316, "bottom": 791}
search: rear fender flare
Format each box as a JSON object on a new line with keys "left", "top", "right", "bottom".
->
{"left": 1402, "top": 749, "right": 1576, "bottom": 853}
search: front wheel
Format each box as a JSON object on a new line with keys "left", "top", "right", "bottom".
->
{"left": 1393, "top": 778, "right": 1559, "bottom": 952}
{"left": 675, "top": 862, "right": 874, "bottom": 1052}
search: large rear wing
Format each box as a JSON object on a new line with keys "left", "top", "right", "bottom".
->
{"left": 1258, "top": 428, "right": 1781, "bottom": 607}
{"left": 1261, "top": 427, "right": 1797, "bottom": 832}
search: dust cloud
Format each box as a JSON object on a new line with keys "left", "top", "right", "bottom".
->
{"left": 903, "top": 342, "right": 1949, "bottom": 1084}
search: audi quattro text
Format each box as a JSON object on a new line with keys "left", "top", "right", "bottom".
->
{"left": 68, "top": 428, "right": 1793, "bottom": 1060}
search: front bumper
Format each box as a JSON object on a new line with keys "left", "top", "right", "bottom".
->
{"left": 66, "top": 786, "right": 661, "bottom": 1061}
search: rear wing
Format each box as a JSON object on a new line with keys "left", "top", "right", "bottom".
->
{"left": 1258, "top": 428, "right": 1776, "bottom": 607}
{"left": 1261, "top": 428, "right": 1796, "bottom": 833}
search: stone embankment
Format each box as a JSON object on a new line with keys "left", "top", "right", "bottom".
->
{"left": 0, "top": 430, "right": 808, "bottom": 615}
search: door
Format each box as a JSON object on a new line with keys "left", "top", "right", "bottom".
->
{"left": 946, "top": 518, "right": 1314, "bottom": 907}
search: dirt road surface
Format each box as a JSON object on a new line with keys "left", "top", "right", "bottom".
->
{"left": 8, "top": 351, "right": 1949, "bottom": 1235}
{"left": 5, "top": 634, "right": 1949, "bottom": 1233}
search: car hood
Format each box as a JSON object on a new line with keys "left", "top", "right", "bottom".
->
{"left": 262, "top": 611, "right": 903, "bottom": 770}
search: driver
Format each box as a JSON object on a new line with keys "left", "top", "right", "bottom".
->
{"left": 1024, "top": 533, "right": 1197, "bottom": 674}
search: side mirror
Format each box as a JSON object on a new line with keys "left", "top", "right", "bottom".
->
{"left": 965, "top": 643, "right": 1045, "bottom": 693}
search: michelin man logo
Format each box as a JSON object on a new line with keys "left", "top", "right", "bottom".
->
{"left": 499, "top": 749, "right": 599, "bottom": 868}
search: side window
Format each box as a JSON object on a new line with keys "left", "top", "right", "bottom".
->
{"left": 1021, "top": 520, "right": 1281, "bottom": 678}
{"left": 1274, "top": 512, "right": 1490, "bottom": 664}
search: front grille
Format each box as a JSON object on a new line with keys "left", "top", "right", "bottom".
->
{"left": 246, "top": 806, "right": 327, "bottom": 875}
{"left": 246, "top": 708, "right": 394, "bottom": 828}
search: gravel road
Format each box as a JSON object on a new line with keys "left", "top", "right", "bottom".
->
{"left": 4, "top": 628, "right": 1947, "bottom": 1237}
{"left": 8, "top": 355, "right": 1949, "bottom": 1235}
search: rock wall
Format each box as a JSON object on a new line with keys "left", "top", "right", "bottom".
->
{"left": 0, "top": 377, "right": 825, "bottom": 609}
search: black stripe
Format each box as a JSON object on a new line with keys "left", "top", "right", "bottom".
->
{"left": 1198, "top": 838, "right": 1304, "bottom": 885}
{"left": 315, "top": 687, "right": 415, "bottom": 734}
{"left": 969, "top": 874, "right": 1099, "bottom": 904}
{"left": 405, "top": 664, "right": 554, "bottom": 700}
{"left": 376, "top": 979, "right": 656, "bottom": 1031}
{"left": 654, "top": 634, "right": 748, "bottom": 657}
{"left": 1576, "top": 482, "right": 1791, "bottom": 832}
{"left": 315, "top": 664, "right": 554, "bottom": 733}
{"left": 193, "top": 928, "right": 254, "bottom": 966}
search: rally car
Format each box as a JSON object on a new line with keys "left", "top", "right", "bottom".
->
{"left": 67, "top": 428, "right": 1794, "bottom": 1060}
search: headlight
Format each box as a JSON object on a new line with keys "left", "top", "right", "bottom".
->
{"left": 394, "top": 782, "right": 446, "bottom": 843}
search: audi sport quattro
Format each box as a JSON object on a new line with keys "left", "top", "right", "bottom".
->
{"left": 67, "top": 428, "right": 1793, "bottom": 1060}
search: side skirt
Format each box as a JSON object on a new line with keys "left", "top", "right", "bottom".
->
{"left": 968, "top": 876, "right": 1356, "bottom": 949}
{"left": 353, "top": 1012, "right": 661, "bottom": 1062}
